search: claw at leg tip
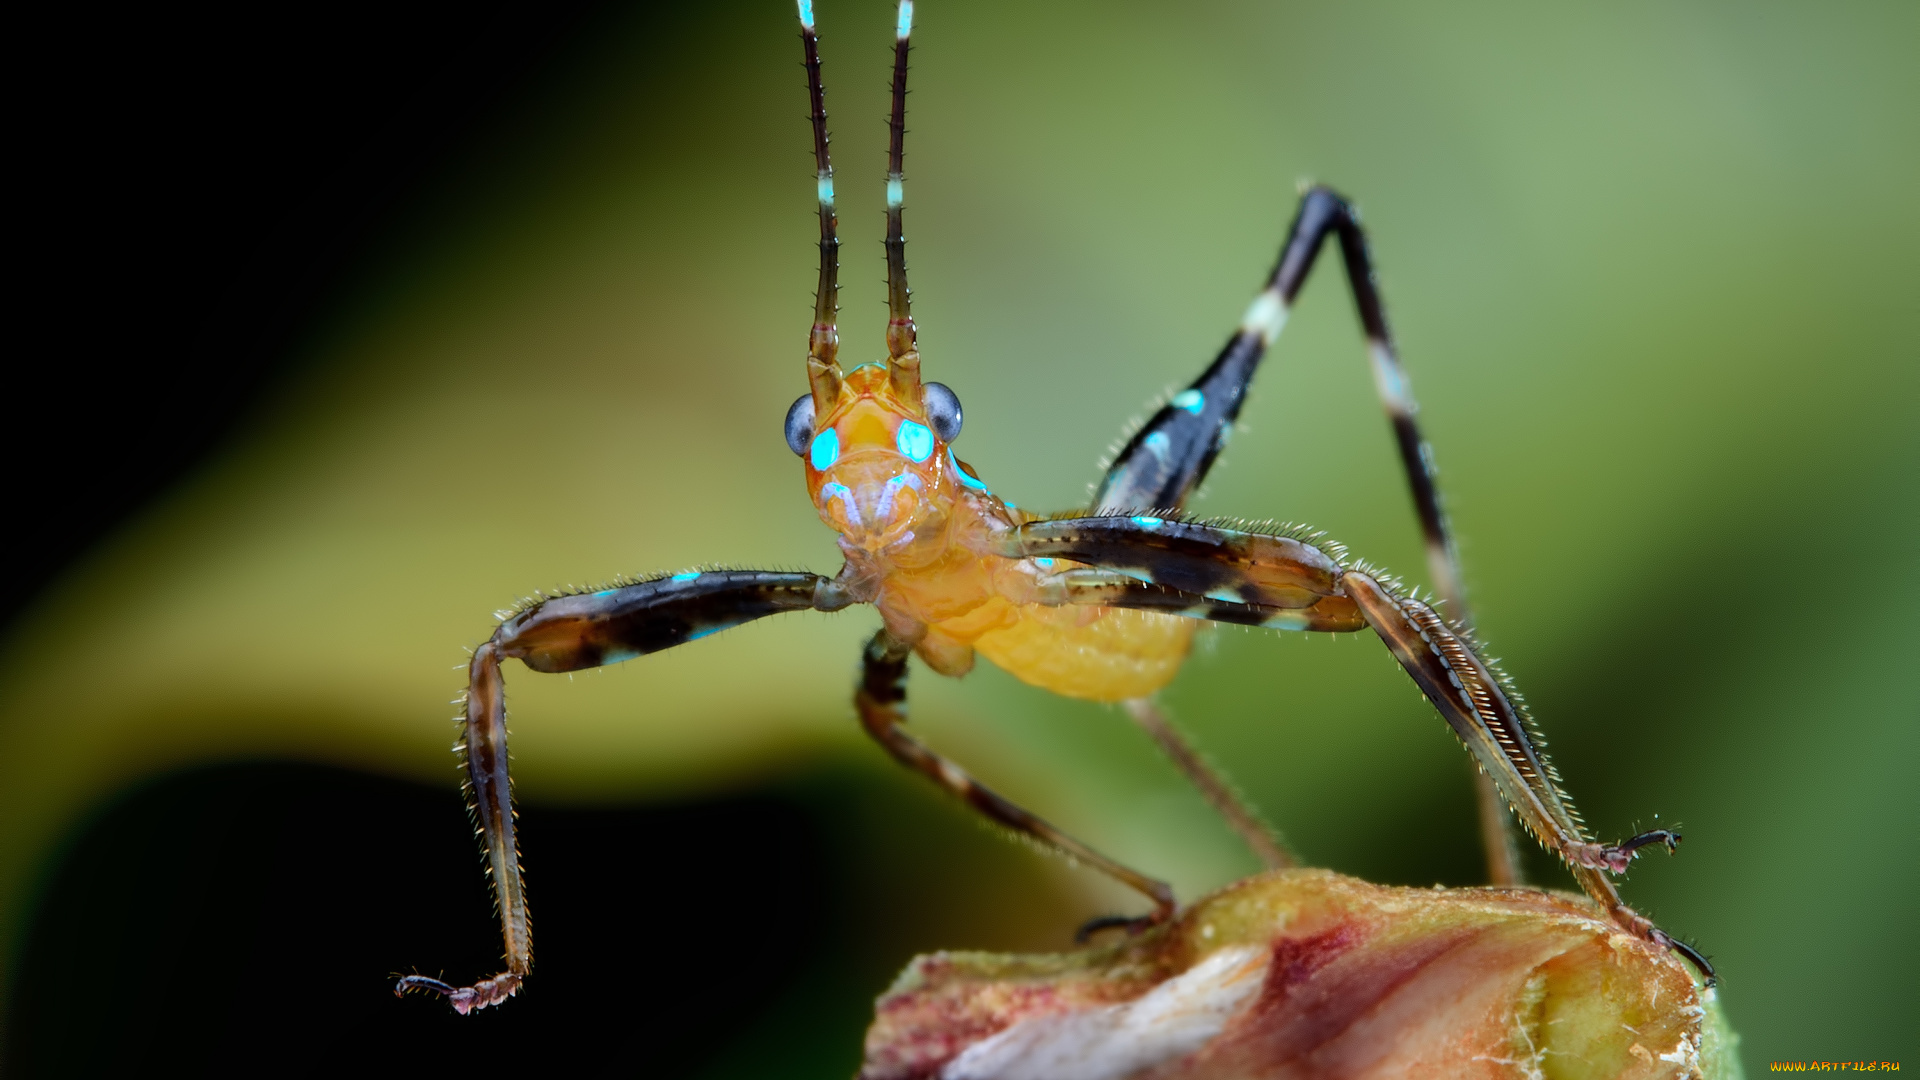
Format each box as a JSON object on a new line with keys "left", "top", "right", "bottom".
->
{"left": 394, "top": 972, "right": 520, "bottom": 1014}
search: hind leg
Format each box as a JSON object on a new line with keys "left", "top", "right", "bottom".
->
{"left": 1093, "top": 186, "right": 1522, "bottom": 883}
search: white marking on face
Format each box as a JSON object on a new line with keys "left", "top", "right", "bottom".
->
{"left": 1240, "top": 288, "right": 1289, "bottom": 346}
{"left": 821, "top": 481, "right": 860, "bottom": 527}
{"left": 877, "top": 471, "right": 925, "bottom": 524}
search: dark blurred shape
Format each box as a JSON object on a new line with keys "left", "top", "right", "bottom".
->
{"left": 7, "top": 0, "right": 616, "bottom": 628}
{"left": 6, "top": 763, "right": 831, "bottom": 1077}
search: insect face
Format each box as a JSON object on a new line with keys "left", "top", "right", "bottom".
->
{"left": 795, "top": 363, "right": 962, "bottom": 555}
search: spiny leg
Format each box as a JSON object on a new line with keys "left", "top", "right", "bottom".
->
{"left": 856, "top": 629, "right": 1176, "bottom": 931}
{"left": 1337, "top": 571, "right": 1705, "bottom": 983}
{"left": 1095, "top": 185, "right": 1523, "bottom": 883}
{"left": 1123, "top": 699, "right": 1293, "bottom": 869}
{"left": 396, "top": 570, "right": 852, "bottom": 1013}
{"left": 1270, "top": 188, "right": 1523, "bottom": 882}
{"left": 996, "top": 514, "right": 1710, "bottom": 982}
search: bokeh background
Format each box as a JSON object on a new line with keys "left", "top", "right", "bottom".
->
{"left": 6, "top": 0, "right": 1915, "bottom": 1074}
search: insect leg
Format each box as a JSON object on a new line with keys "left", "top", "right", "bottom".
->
{"left": 1091, "top": 185, "right": 1522, "bottom": 880}
{"left": 1122, "top": 698, "right": 1294, "bottom": 869}
{"left": 396, "top": 570, "right": 852, "bottom": 1013}
{"left": 1339, "top": 570, "right": 1709, "bottom": 982}
{"left": 856, "top": 629, "right": 1177, "bottom": 928}
{"left": 1003, "top": 515, "right": 1712, "bottom": 978}
{"left": 1273, "top": 188, "right": 1525, "bottom": 882}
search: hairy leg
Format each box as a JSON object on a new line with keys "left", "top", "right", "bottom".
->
{"left": 1123, "top": 699, "right": 1293, "bottom": 869}
{"left": 1093, "top": 186, "right": 1521, "bottom": 882}
{"left": 997, "top": 513, "right": 1709, "bottom": 981}
{"left": 855, "top": 629, "right": 1176, "bottom": 927}
{"left": 397, "top": 570, "right": 851, "bottom": 1012}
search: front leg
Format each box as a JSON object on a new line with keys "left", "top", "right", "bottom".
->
{"left": 396, "top": 570, "right": 852, "bottom": 1013}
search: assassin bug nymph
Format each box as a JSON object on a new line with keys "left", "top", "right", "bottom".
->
{"left": 397, "top": 0, "right": 1710, "bottom": 1014}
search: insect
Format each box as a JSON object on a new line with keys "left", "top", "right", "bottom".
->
{"left": 396, "top": 0, "right": 1710, "bottom": 1014}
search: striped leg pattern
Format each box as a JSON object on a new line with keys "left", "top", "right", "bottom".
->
{"left": 857, "top": 629, "right": 1178, "bottom": 930}
{"left": 997, "top": 514, "right": 1710, "bottom": 982}
{"left": 396, "top": 570, "right": 852, "bottom": 1013}
{"left": 1095, "top": 185, "right": 1523, "bottom": 883}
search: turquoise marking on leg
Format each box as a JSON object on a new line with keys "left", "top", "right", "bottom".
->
{"left": 1172, "top": 389, "right": 1204, "bottom": 415}
{"left": 671, "top": 571, "right": 701, "bottom": 582}
{"left": 1260, "top": 611, "right": 1314, "bottom": 631}
{"left": 810, "top": 427, "right": 840, "bottom": 471}
{"left": 949, "top": 448, "right": 991, "bottom": 492}
{"left": 896, "top": 0, "right": 913, "bottom": 39}
{"left": 1131, "top": 515, "right": 1164, "bottom": 529}
{"left": 896, "top": 420, "right": 933, "bottom": 462}
{"left": 594, "top": 589, "right": 617, "bottom": 598}
{"left": 798, "top": 0, "right": 814, "bottom": 29}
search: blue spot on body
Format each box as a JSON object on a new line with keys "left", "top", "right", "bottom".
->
{"left": 810, "top": 427, "right": 840, "bottom": 470}
{"left": 949, "top": 448, "right": 990, "bottom": 491}
{"left": 1132, "top": 516, "right": 1164, "bottom": 529}
{"left": 1034, "top": 557, "right": 1055, "bottom": 568}
{"left": 602, "top": 647, "right": 640, "bottom": 664}
{"left": 896, "top": 419, "right": 933, "bottom": 462}
{"left": 594, "top": 589, "right": 617, "bottom": 598}
{"left": 688, "top": 627, "right": 720, "bottom": 642}
{"left": 1143, "top": 431, "right": 1171, "bottom": 456}
{"left": 1172, "top": 389, "right": 1205, "bottom": 415}
{"left": 671, "top": 571, "right": 700, "bottom": 582}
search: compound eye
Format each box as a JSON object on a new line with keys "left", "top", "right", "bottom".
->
{"left": 784, "top": 393, "right": 816, "bottom": 456}
{"left": 923, "top": 382, "right": 962, "bottom": 443}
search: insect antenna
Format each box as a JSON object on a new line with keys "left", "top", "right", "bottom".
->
{"left": 800, "top": 0, "right": 843, "bottom": 414}
{"left": 883, "top": 0, "right": 921, "bottom": 402}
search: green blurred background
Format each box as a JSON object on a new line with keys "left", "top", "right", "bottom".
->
{"left": 4, "top": 0, "right": 1915, "bottom": 1073}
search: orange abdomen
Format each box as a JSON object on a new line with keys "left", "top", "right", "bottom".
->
{"left": 966, "top": 604, "right": 1196, "bottom": 703}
